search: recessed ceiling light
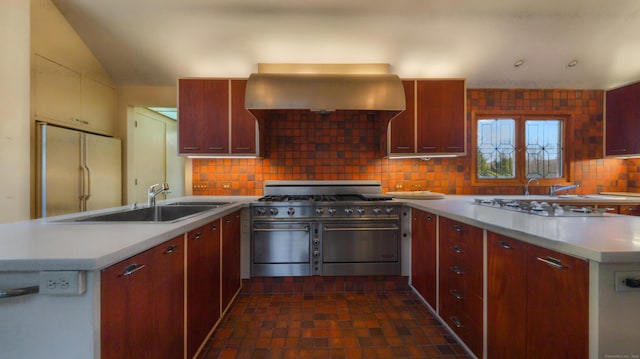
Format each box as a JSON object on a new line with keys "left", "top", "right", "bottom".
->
{"left": 514, "top": 59, "right": 525, "bottom": 68}
{"left": 567, "top": 59, "right": 579, "bottom": 68}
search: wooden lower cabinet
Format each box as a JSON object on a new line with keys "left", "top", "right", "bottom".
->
{"left": 620, "top": 204, "right": 640, "bottom": 216}
{"left": 438, "top": 217, "right": 483, "bottom": 357}
{"left": 187, "top": 219, "right": 222, "bottom": 359}
{"left": 101, "top": 236, "right": 184, "bottom": 359}
{"left": 221, "top": 211, "right": 242, "bottom": 313}
{"left": 488, "top": 232, "right": 589, "bottom": 359}
{"left": 411, "top": 208, "right": 437, "bottom": 307}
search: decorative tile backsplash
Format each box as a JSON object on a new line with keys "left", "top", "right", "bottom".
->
{"left": 192, "top": 89, "right": 632, "bottom": 195}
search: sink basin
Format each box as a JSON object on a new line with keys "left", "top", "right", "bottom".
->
{"left": 166, "top": 201, "right": 231, "bottom": 206}
{"left": 53, "top": 205, "right": 221, "bottom": 223}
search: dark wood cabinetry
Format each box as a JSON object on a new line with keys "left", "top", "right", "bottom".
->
{"left": 221, "top": 210, "right": 242, "bottom": 313}
{"left": 389, "top": 79, "right": 466, "bottom": 156}
{"left": 620, "top": 204, "right": 640, "bottom": 216}
{"left": 411, "top": 208, "right": 437, "bottom": 307}
{"left": 101, "top": 236, "right": 184, "bottom": 359}
{"left": 186, "top": 219, "right": 222, "bottom": 359}
{"left": 605, "top": 81, "right": 640, "bottom": 157}
{"left": 178, "top": 79, "right": 258, "bottom": 156}
{"left": 487, "top": 232, "right": 589, "bottom": 359}
{"left": 438, "top": 217, "right": 483, "bottom": 357}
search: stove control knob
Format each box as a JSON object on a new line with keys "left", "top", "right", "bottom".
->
{"left": 315, "top": 208, "right": 325, "bottom": 216}
{"left": 328, "top": 208, "right": 337, "bottom": 216}
{"left": 269, "top": 208, "right": 279, "bottom": 215}
{"left": 344, "top": 208, "right": 354, "bottom": 215}
{"left": 313, "top": 250, "right": 320, "bottom": 258}
{"left": 385, "top": 207, "right": 395, "bottom": 214}
{"left": 356, "top": 208, "right": 365, "bottom": 215}
{"left": 287, "top": 207, "right": 295, "bottom": 216}
{"left": 373, "top": 207, "right": 381, "bottom": 215}
{"left": 257, "top": 207, "right": 267, "bottom": 215}
{"left": 313, "top": 239, "right": 320, "bottom": 246}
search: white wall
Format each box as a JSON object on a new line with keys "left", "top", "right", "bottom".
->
{"left": 0, "top": 1, "right": 31, "bottom": 223}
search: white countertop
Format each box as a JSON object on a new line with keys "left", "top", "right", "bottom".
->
{"left": 2, "top": 194, "right": 640, "bottom": 272}
{"left": 0, "top": 197, "right": 256, "bottom": 271}
{"left": 404, "top": 195, "right": 640, "bottom": 263}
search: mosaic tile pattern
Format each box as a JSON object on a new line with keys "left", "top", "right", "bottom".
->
{"left": 192, "top": 89, "right": 633, "bottom": 196}
{"left": 198, "top": 277, "right": 471, "bottom": 359}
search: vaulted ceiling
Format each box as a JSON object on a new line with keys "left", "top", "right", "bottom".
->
{"left": 52, "top": 0, "right": 640, "bottom": 89}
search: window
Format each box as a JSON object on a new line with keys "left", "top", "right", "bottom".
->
{"left": 472, "top": 114, "right": 571, "bottom": 186}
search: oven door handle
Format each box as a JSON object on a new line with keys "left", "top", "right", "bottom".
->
{"left": 323, "top": 225, "right": 399, "bottom": 232}
{"left": 253, "top": 226, "right": 310, "bottom": 232}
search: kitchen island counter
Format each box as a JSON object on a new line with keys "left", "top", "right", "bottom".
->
{"left": 402, "top": 195, "right": 640, "bottom": 263}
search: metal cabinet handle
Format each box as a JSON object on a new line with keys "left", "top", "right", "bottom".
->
{"left": 254, "top": 226, "right": 310, "bottom": 232}
{"left": 450, "top": 289, "right": 464, "bottom": 300}
{"left": 450, "top": 316, "right": 464, "bottom": 328}
{"left": 208, "top": 147, "right": 224, "bottom": 150}
{"left": 536, "top": 256, "right": 567, "bottom": 269}
{"left": 234, "top": 147, "right": 251, "bottom": 150}
{"left": 193, "top": 232, "right": 202, "bottom": 240}
{"left": 122, "top": 263, "right": 146, "bottom": 277}
{"left": 497, "top": 240, "right": 512, "bottom": 249}
{"left": 164, "top": 245, "right": 177, "bottom": 254}
{"left": 396, "top": 146, "right": 411, "bottom": 150}
{"left": 450, "top": 266, "right": 463, "bottom": 275}
{"left": 452, "top": 245, "right": 463, "bottom": 254}
{"left": 452, "top": 224, "right": 464, "bottom": 232}
{"left": 426, "top": 215, "right": 433, "bottom": 221}
{"left": 0, "top": 285, "right": 39, "bottom": 299}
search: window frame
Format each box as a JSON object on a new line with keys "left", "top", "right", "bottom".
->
{"left": 471, "top": 111, "right": 573, "bottom": 187}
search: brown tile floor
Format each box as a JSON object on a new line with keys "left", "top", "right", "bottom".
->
{"left": 199, "top": 278, "right": 471, "bottom": 359}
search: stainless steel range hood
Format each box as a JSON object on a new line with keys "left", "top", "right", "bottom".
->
{"left": 244, "top": 72, "right": 406, "bottom": 113}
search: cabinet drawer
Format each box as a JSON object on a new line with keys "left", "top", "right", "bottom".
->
{"left": 620, "top": 205, "right": 640, "bottom": 216}
{"left": 441, "top": 294, "right": 483, "bottom": 357}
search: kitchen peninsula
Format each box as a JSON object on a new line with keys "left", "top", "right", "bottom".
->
{"left": 1, "top": 195, "right": 640, "bottom": 358}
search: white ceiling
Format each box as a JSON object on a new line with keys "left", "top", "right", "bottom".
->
{"left": 51, "top": 0, "right": 640, "bottom": 89}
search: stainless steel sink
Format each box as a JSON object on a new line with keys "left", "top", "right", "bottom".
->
{"left": 166, "top": 201, "right": 231, "bottom": 206}
{"left": 51, "top": 204, "right": 225, "bottom": 223}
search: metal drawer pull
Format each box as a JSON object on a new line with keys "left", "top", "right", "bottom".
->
{"left": 452, "top": 245, "right": 463, "bottom": 254}
{"left": 193, "top": 232, "right": 202, "bottom": 240}
{"left": 122, "top": 263, "right": 146, "bottom": 277}
{"left": 323, "top": 226, "right": 398, "bottom": 232}
{"left": 426, "top": 215, "right": 433, "bottom": 221}
{"left": 450, "top": 289, "right": 464, "bottom": 300}
{"left": 497, "top": 240, "right": 512, "bottom": 249}
{"left": 452, "top": 224, "right": 464, "bottom": 232}
{"left": 234, "top": 147, "right": 251, "bottom": 150}
{"left": 396, "top": 146, "right": 411, "bottom": 150}
{"left": 0, "top": 285, "right": 39, "bottom": 299}
{"left": 254, "top": 226, "right": 310, "bottom": 232}
{"left": 182, "top": 146, "right": 199, "bottom": 150}
{"left": 450, "top": 266, "right": 464, "bottom": 275}
{"left": 208, "top": 147, "right": 224, "bottom": 150}
{"left": 164, "top": 245, "right": 177, "bottom": 254}
{"left": 451, "top": 316, "right": 464, "bottom": 328}
{"left": 536, "top": 256, "right": 567, "bottom": 269}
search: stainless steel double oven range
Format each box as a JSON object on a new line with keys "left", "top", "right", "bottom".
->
{"left": 251, "top": 181, "right": 401, "bottom": 277}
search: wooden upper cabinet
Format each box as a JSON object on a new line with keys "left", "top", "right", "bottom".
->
{"left": 389, "top": 81, "right": 416, "bottom": 153}
{"left": 178, "top": 78, "right": 258, "bottom": 156}
{"left": 230, "top": 80, "right": 257, "bottom": 154}
{"left": 388, "top": 79, "right": 465, "bottom": 156}
{"left": 416, "top": 79, "right": 465, "bottom": 154}
{"left": 605, "top": 81, "right": 640, "bottom": 157}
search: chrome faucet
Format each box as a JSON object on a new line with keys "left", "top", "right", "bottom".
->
{"left": 549, "top": 183, "right": 579, "bottom": 197}
{"left": 524, "top": 176, "right": 540, "bottom": 196}
{"left": 147, "top": 183, "right": 170, "bottom": 207}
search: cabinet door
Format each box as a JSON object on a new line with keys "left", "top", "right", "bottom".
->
{"left": 389, "top": 80, "right": 416, "bottom": 154}
{"left": 178, "top": 79, "right": 205, "bottom": 153}
{"left": 416, "top": 80, "right": 465, "bottom": 154}
{"left": 101, "top": 250, "right": 154, "bottom": 359}
{"left": 231, "top": 80, "right": 258, "bottom": 154}
{"left": 151, "top": 237, "right": 185, "bottom": 359}
{"left": 411, "top": 209, "right": 436, "bottom": 307}
{"left": 186, "top": 220, "right": 221, "bottom": 358}
{"left": 487, "top": 232, "right": 527, "bottom": 359}
{"left": 221, "top": 210, "right": 242, "bottom": 313}
{"left": 34, "top": 54, "right": 81, "bottom": 127}
{"left": 101, "top": 237, "right": 184, "bottom": 359}
{"left": 606, "top": 82, "right": 640, "bottom": 156}
{"left": 526, "top": 244, "right": 589, "bottom": 359}
{"left": 203, "top": 79, "right": 230, "bottom": 153}
{"left": 81, "top": 77, "right": 115, "bottom": 135}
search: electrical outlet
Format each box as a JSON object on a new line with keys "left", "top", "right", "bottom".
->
{"left": 39, "top": 271, "right": 86, "bottom": 296}
{"left": 395, "top": 183, "right": 403, "bottom": 189}
{"left": 614, "top": 271, "right": 640, "bottom": 292}
{"left": 192, "top": 182, "right": 208, "bottom": 190}
{"left": 223, "top": 183, "right": 231, "bottom": 189}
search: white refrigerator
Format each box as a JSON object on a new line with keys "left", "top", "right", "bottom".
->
{"left": 36, "top": 123, "right": 122, "bottom": 217}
